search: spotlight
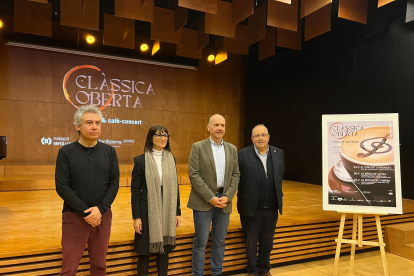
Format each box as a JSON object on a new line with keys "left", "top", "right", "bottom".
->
{"left": 152, "top": 41, "right": 160, "bottom": 56}
{"left": 207, "top": 54, "right": 215, "bottom": 62}
{"left": 86, "top": 35, "right": 95, "bottom": 44}
{"left": 140, "top": 43, "right": 149, "bottom": 51}
{"left": 0, "top": 20, "right": 3, "bottom": 29}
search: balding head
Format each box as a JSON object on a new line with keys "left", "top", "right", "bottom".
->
{"left": 209, "top": 114, "right": 225, "bottom": 125}
{"left": 251, "top": 124, "right": 270, "bottom": 152}
{"left": 208, "top": 114, "right": 226, "bottom": 144}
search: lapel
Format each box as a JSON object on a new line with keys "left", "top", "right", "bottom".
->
{"left": 224, "top": 141, "right": 230, "bottom": 184}
{"left": 247, "top": 145, "right": 260, "bottom": 183}
{"left": 269, "top": 145, "right": 279, "bottom": 184}
{"left": 204, "top": 138, "right": 216, "bottom": 175}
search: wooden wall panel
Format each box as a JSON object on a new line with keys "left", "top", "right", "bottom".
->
{"left": 246, "top": 3, "right": 267, "bottom": 44}
{"left": 163, "top": 111, "right": 184, "bottom": 163}
{"left": 178, "top": 0, "right": 218, "bottom": 14}
{"left": 8, "top": 48, "right": 52, "bottom": 102}
{"left": 339, "top": 0, "right": 368, "bottom": 24}
{"left": 222, "top": 115, "right": 242, "bottom": 150}
{"left": 232, "top": 0, "right": 254, "bottom": 25}
{"left": 205, "top": 1, "right": 236, "bottom": 38}
{"left": 197, "top": 18, "right": 209, "bottom": 50}
{"left": 277, "top": 19, "right": 302, "bottom": 50}
{"left": 0, "top": 31, "right": 9, "bottom": 100}
{"left": 268, "top": 0, "right": 298, "bottom": 31}
{"left": 200, "top": 54, "right": 243, "bottom": 116}
{"left": 151, "top": 7, "right": 182, "bottom": 44}
{"left": 14, "top": 0, "right": 52, "bottom": 37}
{"left": 115, "top": 0, "right": 154, "bottom": 22}
{"left": 175, "top": 5, "right": 187, "bottom": 33}
{"left": 103, "top": 14, "right": 135, "bottom": 49}
{"left": 180, "top": 113, "right": 209, "bottom": 162}
{"left": 378, "top": 0, "right": 394, "bottom": 8}
{"left": 163, "top": 68, "right": 208, "bottom": 114}
{"left": 259, "top": 27, "right": 276, "bottom": 61}
{"left": 223, "top": 25, "right": 250, "bottom": 55}
{"left": 1, "top": 101, "right": 53, "bottom": 164}
{"left": 60, "top": 0, "right": 99, "bottom": 30}
{"left": 111, "top": 108, "right": 164, "bottom": 163}
{"left": 300, "top": 0, "right": 331, "bottom": 18}
{"left": 0, "top": 166, "right": 4, "bottom": 181}
{"left": 177, "top": 29, "right": 203, "bottom": 59}
{"left": 305, "top": 4, "right": 331, "bottom": 41}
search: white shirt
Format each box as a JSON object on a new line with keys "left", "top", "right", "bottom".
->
{"left": 210, "top": 137, "right": 226, "bottom": 188}
{"left": 152, "top": 149, "right": 163, "bottom": 186}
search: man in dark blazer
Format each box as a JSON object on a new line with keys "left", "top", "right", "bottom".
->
{"left": 237, "top": 124, "right": 284, "bottom": 276}
{"left": 188, "top": 114, "right": 240, "bottom": 276}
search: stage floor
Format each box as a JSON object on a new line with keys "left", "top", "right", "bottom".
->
{"left": 1, "top": 181, "right": 414, "bottom": 258}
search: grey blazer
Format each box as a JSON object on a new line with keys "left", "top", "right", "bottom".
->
{"left": 187, "top": 138, "right": 240, "bottom": 213}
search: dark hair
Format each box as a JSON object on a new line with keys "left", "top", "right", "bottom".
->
{"left": 144, "top": 124, "right": 171, "bottom": 152}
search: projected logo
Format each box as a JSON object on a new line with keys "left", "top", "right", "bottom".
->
{"left": 41, "top": 137, "right": 52, "bottom": 145}
{"left": 62, "top": 65, "right": 155, "bottom": 110}
{"left": 41, "top": 137, "right": 71, "bottom": 146}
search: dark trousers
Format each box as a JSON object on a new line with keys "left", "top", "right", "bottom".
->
{"left": 60, "top": 209, "right": 112, "bottom": 276}
{"left": 137, "top": 253, "right": 170, "bottom": 276}
{"left": 240, "top": 207, "right": 278, "bottom": 275}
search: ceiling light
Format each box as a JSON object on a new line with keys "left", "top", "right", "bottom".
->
{"left": 0, "top": 20, "right": 4, "bottom": 29}
{"left": 207, "top": 54, "right": 215, "bottom": 62}
{"left": 86, "top": 35, "right": 95, "bottom": 44}
{"left": 140, "top": 43, "right": 149, "bottom": 51}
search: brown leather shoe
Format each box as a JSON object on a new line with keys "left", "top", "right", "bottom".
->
{"left": 259, "top": 273, "right": 272, "bottom": 276}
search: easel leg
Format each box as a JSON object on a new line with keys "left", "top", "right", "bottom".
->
{"left": 350, "top": 213, "right": 358, "bottom": 266}
{"left": 358, "top": 214, "right": 363, "bottom": 247}
{"left": 333, "top": 213, "right": 346, "bottom": 276}
{"left": 375, "top": 215, "right": 389, "bottom": 276}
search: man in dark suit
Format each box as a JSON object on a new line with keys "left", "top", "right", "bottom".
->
{"left": 237, "top": 124, "right": 284, "bottom": 276}
{"left": 188, "top": 114, "right": 240, "bottom": 276}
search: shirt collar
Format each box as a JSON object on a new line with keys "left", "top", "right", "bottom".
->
{"left": 209, "top": 137, "right": 224, "bottom": 147}
{"left": 254, "top": 144, "right": 269, "bottom": 157}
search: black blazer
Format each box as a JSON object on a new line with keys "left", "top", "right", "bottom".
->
{"left": 237, "top": 144, "right": 284, "bottom": 217}
{"left": 131, "top": 154, "right": 181, "bottom": 220}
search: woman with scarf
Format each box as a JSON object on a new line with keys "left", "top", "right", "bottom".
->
{"left": 131, "top": 124, "right": 181, "bottom": 276}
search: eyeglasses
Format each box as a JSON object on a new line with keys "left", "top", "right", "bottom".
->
{"left": 153, "top": 133, "right": 169, "bottom": 139}
{"left": 252, "top": 133, "right": 269, "bottom": 139}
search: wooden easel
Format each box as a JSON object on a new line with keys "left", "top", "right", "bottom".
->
{"left": 332, "top": 211, "right": 388, "bottom": 276}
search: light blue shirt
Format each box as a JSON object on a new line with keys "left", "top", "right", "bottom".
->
{"left": 254, "top": 144, "right": 269, "bottom": 175}
{"left": 210, "top": 137, "right": 226, "bottom": 188}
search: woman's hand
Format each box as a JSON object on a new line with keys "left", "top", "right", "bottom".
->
{"left": 134, "top": 218, "right": 142, "bottom": 234}
{"left": 176, "top": 216, "right": 181, "bottom": 228}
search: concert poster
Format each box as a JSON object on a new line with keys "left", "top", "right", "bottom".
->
{"left": 322, "top": 114, "right": 402, "bottom": 214}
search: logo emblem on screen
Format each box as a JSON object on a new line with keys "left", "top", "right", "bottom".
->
{"left": 41, "top": 137, "right": 52, "bottom": 145}
{"left": 62, "top": 65, "right": 155, "bottom": 110}
{"left": 63, "top": 65, "right": 114, "bottom": 111}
